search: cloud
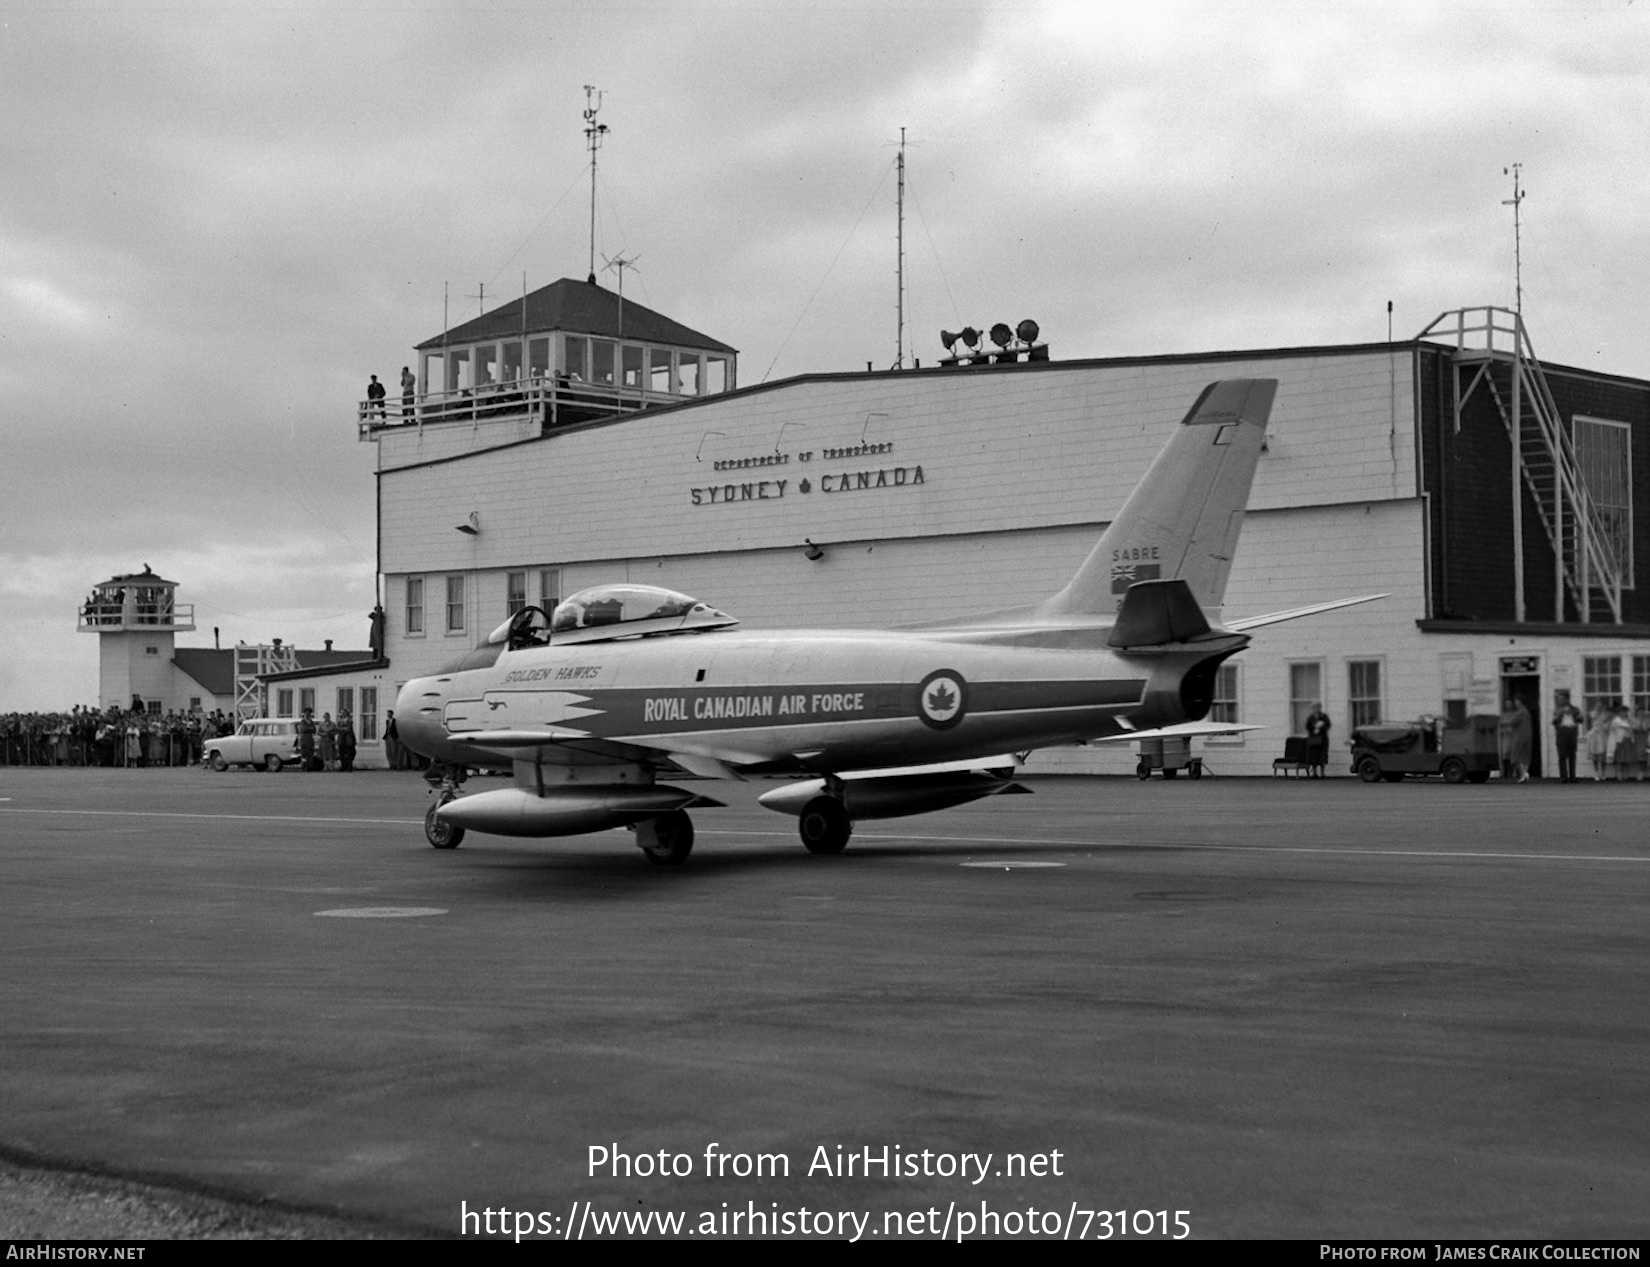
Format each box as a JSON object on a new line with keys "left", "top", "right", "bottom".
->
{"left": 2, "top": 0, "right": 1647, "bottom": 709}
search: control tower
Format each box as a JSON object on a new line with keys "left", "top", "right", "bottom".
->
{"left": 77, "top": 567, "right": 195, "bottom": 712}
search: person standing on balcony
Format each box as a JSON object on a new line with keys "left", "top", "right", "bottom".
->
{"left": 366, "top": 374, "right": 386, "bottom": 420}
{"left": 400, "top": 366, "right": 415, "bottom": 420}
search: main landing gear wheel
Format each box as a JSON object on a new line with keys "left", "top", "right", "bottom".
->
{"left": 638, "top": 810, "right": 694, "bottom": 866}
{"left": 798, "top": 797, "right": 852, "bottom": 855}
{"left": 425, "top": 799, "right": 464, "bottom": 849}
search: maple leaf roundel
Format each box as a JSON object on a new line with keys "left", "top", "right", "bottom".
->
{"left": 916, "top": 669, "right": 967, "bottom": 730}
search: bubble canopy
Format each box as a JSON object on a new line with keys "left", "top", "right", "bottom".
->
{"left": 486, "top": 585, "right": 739, "bottom": 648}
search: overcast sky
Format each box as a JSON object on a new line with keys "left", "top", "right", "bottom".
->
{"left": 3, "top": 0, "right": 1646, "bottom": 711}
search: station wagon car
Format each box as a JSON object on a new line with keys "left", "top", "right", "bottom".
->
{"left": 205, "top": 718, "right": 303, "bottom": 772}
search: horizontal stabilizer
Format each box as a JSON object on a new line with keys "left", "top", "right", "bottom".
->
{"left": 1226, "top": 593, "right": 1388, "bottom": 632}
{"left": 1089, "top": 720, "right": 1263, "bottom": 744}
{"left": 1107, "top": 579, "right": 1213, "bottom": 648}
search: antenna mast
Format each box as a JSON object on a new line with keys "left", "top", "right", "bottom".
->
{"left": 603, "top": 253, "right": 640, "bottom": 338}
{"left": 895, "top": 126, "right": 906, "bottom": 369}
{"left": 1502, "top": 162, "right": 1525, "bottom": 321}
{"left": 584, "top": 85, "right": 609, "bottom": 285}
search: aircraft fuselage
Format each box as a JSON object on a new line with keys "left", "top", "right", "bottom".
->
{"left": 396, "top": 624, "right": 1242, "bottom": 777}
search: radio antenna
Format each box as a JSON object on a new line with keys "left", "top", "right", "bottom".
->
{"left": 1502, "top": 163, "right": 1525, "bottom": 320}
{"left": 602, "top": 253, "right": 640, "bottom": 337}
{"left": 893, "top": 127, "right": 907, "bottom": 369}
{"left": 584, "top": 85, "right": 609, "bottom": 284}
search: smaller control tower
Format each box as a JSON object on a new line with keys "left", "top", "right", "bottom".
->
{"left": 77, "top": 567, "right": 196, "bottom": 712}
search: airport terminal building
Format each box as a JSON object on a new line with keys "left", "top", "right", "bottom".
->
{"left": 324, "top": 281, "right": 1650, "bottom": 776}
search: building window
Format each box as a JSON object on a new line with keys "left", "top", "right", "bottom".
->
{"left": 189, "top": 697, "right": 201, "bottom": 711}
{"left": 564, "top": 336, "right": 587, "bottom": 381}
{"left": 406, "top": 576, "right": 424, "bottom": 636}
{"left": 649, "top": 348, "right": 673, "bottom": 394}
{"left": 445, "top": 575, "right": 465, "bottom": 634}
{"left": 591, "top": 340, "right": 615, "bottom": 386}
{"left": 360, "top": 687, "right": 379, "bottom": 741}
{"left": 336, "top": 688, "right": 354, "bottom": 729}
{"left": 539, "top": 567, "right": 561, "bottom": 612}
{"left": 1632, "top": 657, "right": 1650, "bottom": 713}
{"left": 145, "top": 645, "right": 159, "bottom": 656}
{"left": 1202, "top": 662, "right": 1243, "bottom": 745}
{"left": 1583, "top": 655, "right": 1623, "bottom": 713}
{"left": 1574, "top": 416, "right": 1633, "bottom": 584}
{"left": 276, "top": 689, "right": 294, "bottom": 718}
{"left": 621, "top": 345, "right": 644, "bottom": 388}
{"left": 507, "top": 571, "right": 527, "bottom": 617}
{"left": 1348, "top": 660, "right": 1383, "bottom": 728}
{"left": 705, "top": 354, "right": 730, "bottom": 394}
{"left": 1210, "top": 662, "right": 1240, "bottom": 725}
{"left": 299, "top": 688, "right": 315, "bottom": 715}
{"left": 1288, "top": 661, "right": 1323, "bottom": 734}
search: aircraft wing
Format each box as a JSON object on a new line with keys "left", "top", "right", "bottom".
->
{"left": 448, "top": 726, "right": 595, "bottom": 747}
{"left": 1088, "top": 720, "right": 1263, "bottom": 744}
{"left": 1225, "top": 593, "right": 1388, "bottom": 632}
{"left": 827, "top": 754, "right": 1023, "bottom": 780}
{"left": 445, "top": 726, "right": 760, "bottom": 780}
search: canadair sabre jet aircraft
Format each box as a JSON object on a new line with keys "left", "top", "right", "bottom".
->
{"left": 396, "top": 378, "right": 1375, "bottom": 863}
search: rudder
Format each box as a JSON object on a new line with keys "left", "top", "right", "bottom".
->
{"left": 1036, "top": 378, "right": 1276, "bottom": 618}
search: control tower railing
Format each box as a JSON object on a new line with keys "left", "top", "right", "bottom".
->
{"left": 357, "top": 377, "right": 671, "bottom": 439}
{"left": 78, "top": 598, "right": 196, "bottom": 632}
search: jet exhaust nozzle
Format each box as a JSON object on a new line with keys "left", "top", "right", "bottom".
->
{"left": 758, "top": 770, "right": 1028, "bottom": 821}
{"left": 436, "top": 785, "right": 723, "bottom": 838}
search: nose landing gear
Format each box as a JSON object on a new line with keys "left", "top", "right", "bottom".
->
{"left": 424, "top": 764, "right": 467, "bottom": 849}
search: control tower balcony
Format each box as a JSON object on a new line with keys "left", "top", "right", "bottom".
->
{"left": 357, "top": 376, "right": 678, "bottom": 439}
{"left": 78, "top": 570, "right": 196, "bottom": 633}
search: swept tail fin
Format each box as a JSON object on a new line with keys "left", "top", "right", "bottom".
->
{"left": 1036, "top": 378, "right": 1276, "bottom": 619}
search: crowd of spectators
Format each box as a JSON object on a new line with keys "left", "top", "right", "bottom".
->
{"left": 2, "top": 704, "right": 238, "bottom": 768}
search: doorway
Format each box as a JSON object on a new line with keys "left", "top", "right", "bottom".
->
{"left": 1500, "top": 660, "right": 1542, "bottom": 779}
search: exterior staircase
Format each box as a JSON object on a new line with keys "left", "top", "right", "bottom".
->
{"left": 1417, "top": 306, "right": 1624, "bottom": 623}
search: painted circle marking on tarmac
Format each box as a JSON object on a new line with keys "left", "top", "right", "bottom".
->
{"left": 960, "top": 861, "right": 1067, "bottom": 870}
{"left": 315, "top": 907, "right": 449, "bottom": 918}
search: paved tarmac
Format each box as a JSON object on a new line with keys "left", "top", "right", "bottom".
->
{"left": 1, "top": 766, "right": 1647, "bottom": 1241}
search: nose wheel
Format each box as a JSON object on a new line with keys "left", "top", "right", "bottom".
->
{"left": 424, "top": 773, "right": 466, "bottom": 849}
{"left": 424, "top": 797, "right": 465, "bottom": 849}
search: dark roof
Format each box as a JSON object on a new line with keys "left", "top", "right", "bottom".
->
{"left": 171, "top": 647, "right": 375, "bottom": 696}
{"left": 172, "top": 649, "right": 234, "bottom": 697}
{"left": 293, "top": 648, "right": 375, "bottom": 672}
{"left": 100, "top": 568, "right": 175, "bottom": 587}
{"left": 415, "top": 276, "right": 736, "bottom": 355}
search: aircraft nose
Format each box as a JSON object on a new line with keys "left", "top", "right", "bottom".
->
{"left": 394, "top": 676, "right": 446, "bottom": 758}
